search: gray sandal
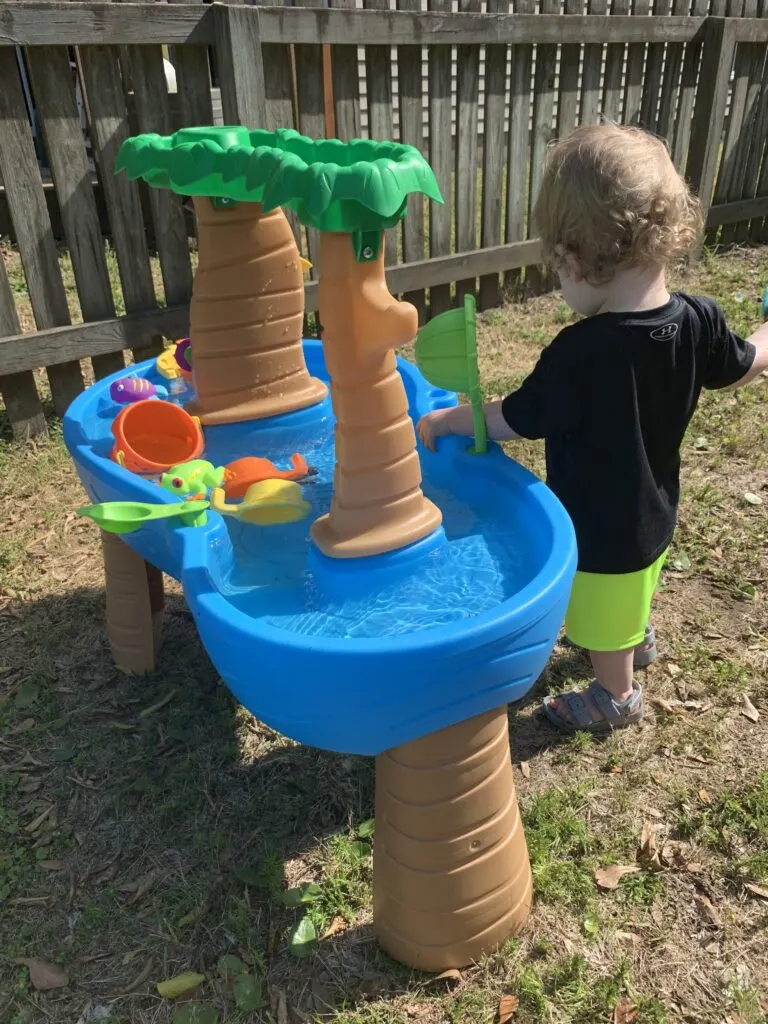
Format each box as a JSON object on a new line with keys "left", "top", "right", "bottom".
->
{"left": 563, "top": 624, "right": 657, "bottom": 670}
{"left": 543, "top": 679, "right": 645, "bottom": 734}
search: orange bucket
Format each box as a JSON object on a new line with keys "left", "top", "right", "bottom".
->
{"left": 110, "top": 400, "right": 204, "bottom": 475}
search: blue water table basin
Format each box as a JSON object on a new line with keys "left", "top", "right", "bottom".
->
{"left": 63, "top": 343, "right": 576, "bottom": 756}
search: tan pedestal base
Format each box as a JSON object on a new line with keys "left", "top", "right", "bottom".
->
{"left": 311, "top": 496, "right": 442, "bottom": 559}
{"left": 373, "top": 708, "right": 532, "bottom": 972}
{"left": 101, "top": 532, "right": 164, "bottom": 673}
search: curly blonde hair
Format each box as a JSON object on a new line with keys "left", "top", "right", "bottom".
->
{"left": 533, "top": 124, "right": 703, "bottom": 284}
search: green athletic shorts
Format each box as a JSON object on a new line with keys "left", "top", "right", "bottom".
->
{"left": 565, "top": 549, "right": 667, "bottom": 652}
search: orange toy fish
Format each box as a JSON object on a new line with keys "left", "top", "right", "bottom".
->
{"left": 222, "top": 454, "right": 317, "bottom": 501}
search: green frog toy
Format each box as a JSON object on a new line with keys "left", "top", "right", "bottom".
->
{"left": 160, "top": 460, "right": 226, "bottom": 500}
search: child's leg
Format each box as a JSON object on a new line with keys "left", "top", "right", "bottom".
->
{"left": 543, "top": 552, "right": 666, "bottom": 731}
{"left": 589, "top": 648, "right": 634, "bottom": 703}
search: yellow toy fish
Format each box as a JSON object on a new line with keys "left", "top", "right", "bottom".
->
{"left": 299, "top": 256, "right": 312, "bottom": 275}
{"left": 210, "top": 479, "right": 311, "bottom": 526}
{"left": 156, "top": 347, "right": 182, "bottom": 380}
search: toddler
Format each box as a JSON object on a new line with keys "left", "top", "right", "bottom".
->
{"left": 418, "top": 124, "right": 767, "bottom": 734}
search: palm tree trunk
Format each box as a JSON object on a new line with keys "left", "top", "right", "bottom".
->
{"left": 373, "top": 708, "right": 532, "bottom": 971}
{"left": 311, "top": 231, "right": 442, "bottom": 558}
{"left": 186, "top": 197, "right": 327, "bottom": 426}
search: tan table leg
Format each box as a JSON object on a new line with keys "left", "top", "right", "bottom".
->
{"left": 100, "top": 531, "right": 164, "bottom": 674}
{"left": 373, "top": 707, "right": 532, "bottom": 972}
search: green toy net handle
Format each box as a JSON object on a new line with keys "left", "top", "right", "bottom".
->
{"left": 464, "top": 296, "right": 488, "bottom": 455}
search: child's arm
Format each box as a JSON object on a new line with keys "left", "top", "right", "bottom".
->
{"left": 724, "top": 321, "right": 768, "bottom": 389}
{"left": 418, "top": 400, "right": 520, "bottom": 452}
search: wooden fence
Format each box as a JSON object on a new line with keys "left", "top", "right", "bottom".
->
{"left": 1, "top": 1, "right": 767, "bottom": 440}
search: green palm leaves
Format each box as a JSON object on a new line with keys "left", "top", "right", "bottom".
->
{"left": 116, "top": 126, "right": 443, "bottom": 234}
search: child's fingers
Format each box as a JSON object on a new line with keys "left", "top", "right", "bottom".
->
{"left": 417, "top": 417, "right": 435, "bottom": 452}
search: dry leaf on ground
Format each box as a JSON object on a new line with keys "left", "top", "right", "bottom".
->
{"left": 157, "top": 972, "right": 206, "bottom": 999}
{"left": 321, "top": 916, "right": 347, "bottom": 940}
{"left": 118, "top": 870, "right": 160, "bottom": 903}
{"left": 13, "top": 958, "right": 69, "bottom": 991}
{"left": 594, "top": 864, "right": 640, "bottom": 890}
{"left": 699, "top": 789, "right": 712, "bottom": 805}
{"left": 741, "top": 695, "right": 760, "bottom": 723}
{"left": 431, "top": 968, "right": 461, "bottom": 986}
{"left": 661, "top": 840, "right": 697, "bottom": 872}
{"left": 24, "top": 804, "right": 54, "bottom": 833}
{"left": 638, "top": 822, "right": 661, "bottom": 870}
{"left": 651, "top": 697, "right": 686, "bottom": 716}
{"left": 519, "top": 761, "right": 531, "bottom": 779}
{"left": 498, "top": 993, "right": 519, "bottom": 1022}
{"left": 612, "top": 998, "right": 639, "bottom": 1024}
{"left": 695, "top": 895, "right": 721, "bottom": 929}
{"left": 745, "top": 883, "right": 768, "bottom": 900}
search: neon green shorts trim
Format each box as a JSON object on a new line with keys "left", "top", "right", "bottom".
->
{"left": 565, "top": 549, "right": 667, "bottom": 652}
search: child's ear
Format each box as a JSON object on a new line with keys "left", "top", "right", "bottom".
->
{"left": 563, "top": 252, "right": 586, "bottom": 282}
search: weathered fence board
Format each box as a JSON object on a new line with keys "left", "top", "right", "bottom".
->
{"left": 398, "top": 0, "right": 427, "bottom": 319}
{"left": 656, "top": 0, "right": 688, "bottom": 146}
{"left": 127, "top": 45, "right": 193, "bottom": 319}
{"left": 364, "top": 0, "right": 399, "bottom": 268}
{"left": 174, "top": 46, "right": 214, "bottom": 129}
{"left": 602, "top": 0, "right": 629, "bottom": 123}
{"left": 672, "top": 0, "right": 709, "bottom": 169}
{"left": 686, "top": 17, "right": 739, "bottom": 225}
{"left": 257, "top": 8, "right": 707, "bottom": 45}
{"left": 78, "top": 45, "right": 160, "bottom": 363}
{"left": 329, "top": 0, "right": 362, "bottom": 142}
{"left": 292, "top": 0, "right": 326, "bottom": 274}
{"left": 479, "top": 0, "right": 509, "bottom": 311}
{"left": 557, "top": 0, "right": 582, "bottom": 140}
{"left": 504, "top": 0, "right": 534, "bottom": 295}
{"left": 720, "top": 0, "right": 763, "bottom": 246}
{"left": 455, "top": 0, "right": 482, "bottom": 304}
{"left": 528, "top": 0, "right": 559, "bottom": 292}
{"left": 581, "top": 0, "right": 606, "bottom": 125}
{"left": 0, "top": 47, "right": 83, "bottom": 418}
{"left": 427, "top": 0, "right": 452, "bottom": 316}
{"left": 0, "top": 244, "right": 46, "bottom": 439}
{"left": 26, "top": 45, "right": 124, "bottom": 381}
{"left": 0, "top": 5, "right": 718, "bottom": 48}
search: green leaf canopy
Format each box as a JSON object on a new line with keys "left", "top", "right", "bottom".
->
{"left": 116, "top": 126, "right": 443, "bottom": 233}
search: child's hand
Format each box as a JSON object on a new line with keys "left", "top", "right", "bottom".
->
{"left": 417, "top": 408, "right": 461, "bottom": 452}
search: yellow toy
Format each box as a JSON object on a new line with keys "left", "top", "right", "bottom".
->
{"left": 210, "top": 479, "right": 311, "bottom": 526}
{"left": 156, "top": 346, "right": 183, "bottom": 380}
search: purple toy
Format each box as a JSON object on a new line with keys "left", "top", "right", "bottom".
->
{"left": 174, "top": 338, "right": 193, "bottom": 374}
{"left": 109, "top": 377, "right": 168, "bottom": 404}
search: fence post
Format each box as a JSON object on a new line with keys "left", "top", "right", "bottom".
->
{"left": 685, "top": 17, "right": 737, "bottom": 227}
{"left": 214, "top": 3, "right": 267, "bottom": 128}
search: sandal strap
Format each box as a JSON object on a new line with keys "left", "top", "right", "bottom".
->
{"left": 586, "top": 680, "right": 642, "bottom": 722}
{"left": 560, "top": 691, "right": 598, "bottom": 728}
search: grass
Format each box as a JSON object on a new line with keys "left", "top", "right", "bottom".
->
{"left": 1, "top": 244, "right": 767, "bottom": 1023}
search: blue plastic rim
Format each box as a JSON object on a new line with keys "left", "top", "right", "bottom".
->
{"left": 63, "top": 342, "right": 577, "bottom": 756}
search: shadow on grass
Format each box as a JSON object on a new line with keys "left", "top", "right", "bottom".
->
{"left": 0, "top": 584, "right": 399, "bottom": 1019}
{"left": 2, "top": 580, "right": 599, "bottom": 1020}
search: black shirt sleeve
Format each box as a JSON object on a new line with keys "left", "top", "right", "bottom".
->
{"left": 697, "top": 297, "right": 756, "bottom": 390}
{"left": 501, "top": 331, "right": 581, "bottom": 440}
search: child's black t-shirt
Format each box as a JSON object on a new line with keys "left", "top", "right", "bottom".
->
{"left": 501, "top": 294, "right": 756, "bottom": 575}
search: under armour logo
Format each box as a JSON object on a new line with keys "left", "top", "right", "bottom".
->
{"left": 650, "top": 323, "right": 679, "bottom": 341}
